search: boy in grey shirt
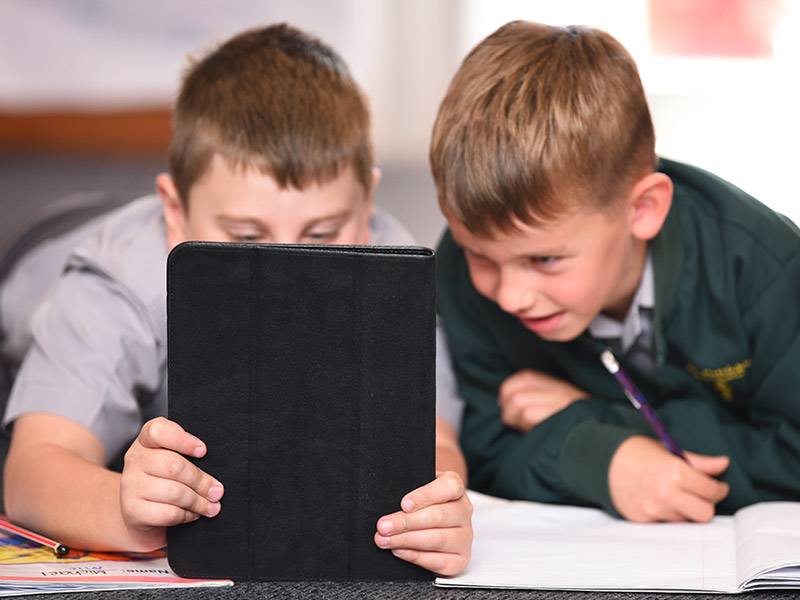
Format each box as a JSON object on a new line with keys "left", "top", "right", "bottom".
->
{"left": 2, "top": 23, "right": 471, "bottom": 576}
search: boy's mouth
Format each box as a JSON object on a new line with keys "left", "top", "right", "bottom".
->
{"left": 517, "top": 311, "right": 565, "bottom": 335}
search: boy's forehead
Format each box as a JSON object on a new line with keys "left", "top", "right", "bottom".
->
{"left": 447, "top": 215, "right": 541, "bottom": 253}
{"left": 446, "top": 207, "right": 613, "bottom": 256}
{"left": 188, "top": 154, "right": 368, "bottom": 213}
{"left": 446, "top": 211, "right": 561, "bottom": 242}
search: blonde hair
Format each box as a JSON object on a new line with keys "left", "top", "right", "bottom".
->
{"left": 430, "top": 21, "right": 657, "bottom": 235}
{"left": 169, "top": 23, "right": 374, "bottom": 206}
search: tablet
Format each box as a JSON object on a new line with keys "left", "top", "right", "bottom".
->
{"left": 165, "top": 242, "right": 435, "bottom": 581}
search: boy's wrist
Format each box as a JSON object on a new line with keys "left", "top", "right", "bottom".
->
{"left": 559, "top": 421, "right": 635, "bottom": 517}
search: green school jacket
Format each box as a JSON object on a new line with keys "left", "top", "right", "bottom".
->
{"left": 437, "top": 158, "right": 800, "bottom": 516}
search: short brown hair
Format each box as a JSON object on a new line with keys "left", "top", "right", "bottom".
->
{"left": 169, "top": 23, "right": 374, "bottom": 206}
{"left": 430, "top": 21, "right": 657, "bottom": 235}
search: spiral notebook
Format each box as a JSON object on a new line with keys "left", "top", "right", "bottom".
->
{"left": 165, "top": 242, "right": 436, "bottom": 582}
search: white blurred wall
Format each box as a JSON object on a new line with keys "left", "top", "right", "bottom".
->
{"left": 462, "top": 0, "right": 800, "bottom": 226}
{"left": 0, "top": 0, "right": 459, "bottom": 168}
{"left": 2, "top": 0, "right": 798, "bottom": 229}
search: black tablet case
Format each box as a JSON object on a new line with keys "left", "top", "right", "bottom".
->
{"left": 165, "top": 242, "right": 436, "bottom": 581}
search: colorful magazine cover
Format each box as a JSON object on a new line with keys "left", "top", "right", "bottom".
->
{"left": 0, "top": 516, "right": 232, "bottom": 596}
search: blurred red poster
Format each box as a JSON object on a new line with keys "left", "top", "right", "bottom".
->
{"left": 649, "top": 0, "right": 783, "bottom": 57}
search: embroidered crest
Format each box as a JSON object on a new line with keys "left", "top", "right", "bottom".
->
{"left": 686, "top": 360, "right": 752, "bottom": 402}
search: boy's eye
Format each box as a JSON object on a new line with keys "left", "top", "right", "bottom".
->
{"left": 304, "top": 231, "right": 338, "bottom": 243}
{"left": 533, "top": 256, "right": 560, "bottom": 266}
{"left": 230, "top": 233, "right": 264, "bottom": 243}
{"left": 225, "top": 227, "right": 266, "bottom": 242}
{"left": 465, "top": 250, "right": 491, "bottom": 265}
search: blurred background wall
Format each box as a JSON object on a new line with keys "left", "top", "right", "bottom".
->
{"left": 1, "top": 0, "right": 798, "bottom": 247}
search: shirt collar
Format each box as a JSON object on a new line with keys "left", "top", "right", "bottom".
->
{"left": 588, "top": 251, "right": 654, "bottom": 351}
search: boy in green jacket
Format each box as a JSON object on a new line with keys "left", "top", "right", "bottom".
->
{"left": 431, "top": 20, "right": 800, "bottom": 522}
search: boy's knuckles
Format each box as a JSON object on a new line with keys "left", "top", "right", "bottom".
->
{"left": 396, "top": 513, "right": 412, "bottom": 532}
{"left": 522, "top": 407, "right": 544, "bottom": 425}
{"left": 162, "top": 482, "right": 196, "bottom": 508}
{"left": 417, "top": 503, "right": 447, "bottom": 528}
{"left": 648, "top": 480, "right": 682, "bottom": 509}
{"left": 443, "top": 471, "right": 466, "bottom": 492}
{"left": 716, "top": 483, "right": 730, "bottom": 501}
{"left": 655, "top": 467, "right": 684, "bottom": 491}
{"left": 159, "top": 504, "right": 193, "bottom": 526}
{"left": 396, "top": 529, "right": 448, "bottom": 552}
{"left": 392, "top": 548, "right": 420, "bottom": 564}
{"left": 426, "top": 529, "right": 450, "bottom": 551}
{"left": 694, "top": 503, "right": 715, "bottom": 523}
{"left": 437, "top": 471, "right": 463, "bottom": 498}
{"left": 435, "top": 556, "right": 470, "bottom": 577}
{"left": 633, "top": 506, "right": 657, "bottom": 523}
{"left": 416, "top": 554, "right": 449, "bottom": 574}
{"left": 161, "top": 453, "right": 191, "bottom": 480}
{"left": 130, "top": 500, "right": 184, "bottom": 528}
{"left": 144, "top": 417, "right": 171, "bottom": 440}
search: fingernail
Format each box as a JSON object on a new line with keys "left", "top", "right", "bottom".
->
{"left": 375, "top": 535, "right": 390, "bottom": 548}
{"left": 208, "top": 486, "right": 223, "bottom": 502}
{"left": 207, "top": 502, "right": 221, "bottom": 517}
{"left": 401, "top": 498, "right": 414, "bottom": 512}
{"left": 192, "top": 445, "right": 205, "bottom": 458}
{"left": 377, "top": 519, "right": 392, "bottom": 535}
{"left": 392, "top": 549, "right": 405, "bottom": 557}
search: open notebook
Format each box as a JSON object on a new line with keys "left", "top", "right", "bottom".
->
{"left": 436, "top": 492, "right": 800, "bottom": 593}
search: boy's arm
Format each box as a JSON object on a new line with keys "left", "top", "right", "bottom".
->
{"left": 4, "top": 413, "right": 222, "bottom": 552}
{"left": 3, "top": 413, "right": 128, "bottom": 550}
{"left": 435, "top": 416, "right": 466, "bottom": 480}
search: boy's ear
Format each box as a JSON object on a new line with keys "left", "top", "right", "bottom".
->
{"left": 359, "top": 168, "right": 380, "bottom": 244}
{"left": 367, "top": 168, "right": 381, "bottom": 210}
{"left": 629, "top": 172, "right": 673, "bottom": 241}
{"left": 156, "top": 173, "right": 188, "bottom": 250}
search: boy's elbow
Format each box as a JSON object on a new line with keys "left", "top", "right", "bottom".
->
{"left": 2, "top": 437, "right": 45, "bottom": 525}
{"left": 3, "top": 450, "right": 25, "bottom": 523}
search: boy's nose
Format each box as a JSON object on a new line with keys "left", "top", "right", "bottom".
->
{"left": 495, "top": 272, "right": 536, "bottom": 315}
{"left": 271, "top": 233, "right": 302, "bottom": 245}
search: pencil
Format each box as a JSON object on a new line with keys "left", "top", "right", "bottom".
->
{"left": 0, "top": 515, "right": 70, "bottom": 557}
{"left": 600, "top": 347, "right": 688, "bottom": 460}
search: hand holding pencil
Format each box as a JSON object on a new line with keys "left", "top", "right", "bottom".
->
{"left": 599, "top": 348, "right": 731, "bottom": 523}
{"left": 608, "top": 436, "right": 731, "bottom": 523}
